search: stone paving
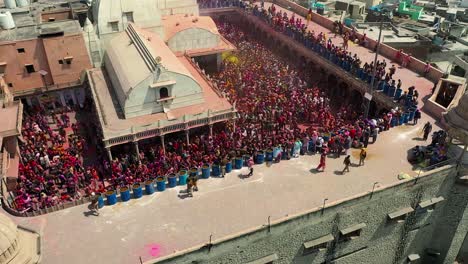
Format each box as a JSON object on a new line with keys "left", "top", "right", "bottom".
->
{"left": 4, "top": 5, "right": 445, "bottom": 264}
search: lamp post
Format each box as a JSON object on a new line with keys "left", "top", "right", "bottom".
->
{"left": 370, "top": 182, "right": 379, "bottom": 199}
{"left": 363, "top": 12, "right": 385, "bottom": 119}
{"left": 321, "top": 198, "right": 328, "bottom": 215}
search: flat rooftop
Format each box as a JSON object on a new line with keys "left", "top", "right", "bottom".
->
{"left": 88, "top": 55, "right": 232, "bottom": 141}
{"left": 0, "top": 19, "right": 82, "bottom": 41}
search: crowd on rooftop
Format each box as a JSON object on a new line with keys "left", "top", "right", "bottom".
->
{"left": 11, "top": 3, "right": 442, "bottom": 212}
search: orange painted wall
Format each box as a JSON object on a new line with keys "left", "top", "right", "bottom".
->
{"left": 0, "top": 33, "right": 91, "bottom": 94}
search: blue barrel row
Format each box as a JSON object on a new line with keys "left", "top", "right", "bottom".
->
{"left": 98, "top": 170, "right": 191, "bottom": 206}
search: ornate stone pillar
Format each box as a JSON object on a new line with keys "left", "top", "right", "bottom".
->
{"left": 134, "top": 141, "right": 140, "bottom": 160}
{"left": 185, "top": 129, "right": 190, "bottom": 145}
{"left": 106, "top": 147, "right": 113, "bottom": 161}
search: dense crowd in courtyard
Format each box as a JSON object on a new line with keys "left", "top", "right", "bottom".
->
{"left": 11, "top": 6, "right": 446, "bottom": 212}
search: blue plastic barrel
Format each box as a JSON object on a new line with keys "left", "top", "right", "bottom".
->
{"left": 145, "top": 180, "right": 155, "bottom": 195}
{"left": 234, "top": 157, "right": 243, "bottom": 169}
{"left": 391, "top": 117, "right": 397, "bottom": 127}
{"left": 256, "top": 152, "right": 265, "bottom": 164}
{"left": 189, "top": 168, "right": 198, "bottom": 177}
{"left": 120, "top": 187, "right": 131, "bottom": 202}
{"left": 106, "top": 190, "right": 117, "bottom": 205}
{"left": 388, "top": 86, "right": 396, "bottom": 97}
{"left": 225, "top": 161, "right": 232, "bottom": 173}
{"left": 168, "top": 174, "right": 177, "bottom": 187}
{"left": 212, "top": 164, "right": 221, "bottom": 177}
{"left": 178, "top": 170, "right": 188, "bottom": 185}
{"left": 243, "top": 155, "right": 251, "bottom": 167}
{"left": 394, "top": 88, "right": 402, "bottom": 100}
{"left": 133, "top": 183, "right": 143, "bottom": 199}
{"left": 403, "top": 112, "right": 410, "bottom": 124}
{"left": 266, "top": 149, "right": 273, "bottom": 162}
{"left": 408, "top": 108, "right": 416, "bottom": 121}
{"left": 201, "top": 164, "right": 211, "bottom": 179}
{"left": 383, "top": 83, "right": 389, "bottom": 94}
{"left": 97, "top": 193, "right": 104, "bottom": 208}
{"left": 156, "top": 177, "right": 166, "bottom": 192}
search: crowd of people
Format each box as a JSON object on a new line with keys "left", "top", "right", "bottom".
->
{"left": 14, "top": 107, "right": 103, "bottom": 212}
{"left": 11, "top": 5, "right": 432, "bottom": 212}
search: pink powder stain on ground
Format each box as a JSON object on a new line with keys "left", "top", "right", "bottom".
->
{"left": 145, "top": 243, "right": 162, "bottom": 257}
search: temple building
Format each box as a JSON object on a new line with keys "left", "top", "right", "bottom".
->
{"left": 86, "top": 0, "right": 236, "bottom": 159}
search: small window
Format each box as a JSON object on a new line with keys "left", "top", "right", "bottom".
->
{"left": 59, "top": 60, "right": 64, "bottom": 64}
{"left": 64, "top": 56, "right": 73, "bottom": 65}
{"left": 0, "top": 64, "right": 6, "bottom": 75}
{"left": 110, "top": 21, "right": 119, "bottom": 32}
{"left": 17, "top": 48, "right": 25, "bottom": 53}
{"left": 159, "top": 87, "right": 169, "bottom": 99}
{"left": 25, "top": 64, "right": 35, "bottom": 73}
{"left": 124, "top": 12, "right": 134, "bottom": 23}
{"left": 8, "top": 83, "right": 13, "bottom": 87}
{"left": 48, "top": 17, "right": 55, "bottom": 22}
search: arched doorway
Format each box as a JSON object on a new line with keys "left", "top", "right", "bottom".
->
{"left": 159, "top": 87, "right": 169, "bottom": 99}
{"left": 327, "top": 74, "right": 338, "bottom": 95}
{"left": 350, "top": 89, "right": 363, "bottom": 108}
{"left": 369, "top": 101, "right": 378, "bottom": 117}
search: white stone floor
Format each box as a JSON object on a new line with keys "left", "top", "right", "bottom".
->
{"left": 7, "top": 115, "right": 440, "bottom": 264}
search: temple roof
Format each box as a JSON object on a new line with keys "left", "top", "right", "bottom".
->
{"left": 105, "top": 23, "right": 193, "bottom": 97}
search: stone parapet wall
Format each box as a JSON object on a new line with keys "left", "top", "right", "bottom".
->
{"left": 150, "top": 165, "right": 465, "bottom": 264}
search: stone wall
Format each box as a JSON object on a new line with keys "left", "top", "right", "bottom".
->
{"left": 149, "top": 165, "right": 467, "bottom": 264}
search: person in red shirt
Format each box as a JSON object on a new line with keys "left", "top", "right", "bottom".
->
{"left": 315, "top": 151, "right": 327, "bottom": 172}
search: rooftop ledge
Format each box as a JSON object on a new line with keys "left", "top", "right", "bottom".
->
{"left": 150, "top": 80, "right": 176, "bottom": 88}
{"left": 418, "top": 196, "right": 444, "bottom": 208}
{"left": 388, "top": 207, "right": 414, "bottom": 220}
{"left": 303, "top": 234, "right": 334, "bottom": 249}
{"left": 340, "top": 223, "right": 366, "bottom": 235}
{"left": 246, "top": 253, "right": 278, "bottom": 264}
{"left": 157, "top": 96, "right": 175, "bottom": 102}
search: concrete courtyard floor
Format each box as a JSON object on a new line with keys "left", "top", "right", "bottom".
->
{"left": 8, "top": 116, "right": 438, "bottom": 264}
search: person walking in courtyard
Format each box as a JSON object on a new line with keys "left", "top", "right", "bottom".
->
{"left": 359, "top": 148, "right": 367, "bottom": 166}
{"left": 413, "top": 109, "right": 421, "bottom": 125}
{"left": 423, "top": 122, "right": 432, "bottom": 141}
{"left": 247, "top": 157, "right": 254, "bottom": 177}
{"left": 90, "top": 192, "right": 100, "bottom": 216}
{"left": 342, "top": 155, "right": 351, "bottom": 174}
{"left": 316, "top": 151, "right": 327, "bottom": 172}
